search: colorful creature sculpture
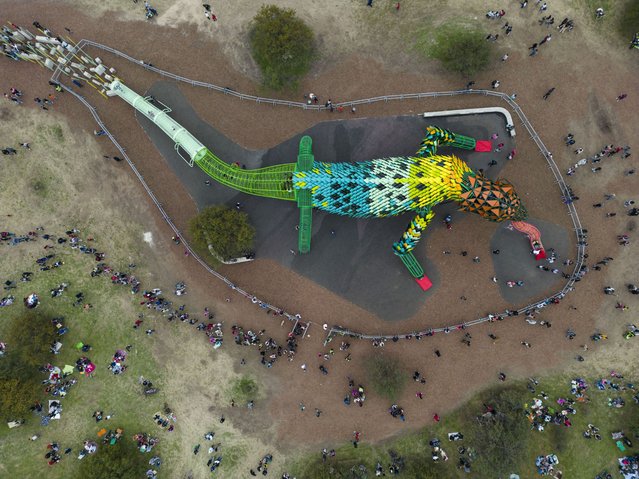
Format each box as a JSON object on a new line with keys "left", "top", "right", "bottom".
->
{"left": 2, "top": 24, "right": 529, "bottom": 289}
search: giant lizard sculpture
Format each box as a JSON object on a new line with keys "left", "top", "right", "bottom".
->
{"left": 2, "top": 23, "right": 528, "bottom": 289}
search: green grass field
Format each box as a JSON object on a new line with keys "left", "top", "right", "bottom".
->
{"left": 0, "top": 109, "right": 181, "bottom": 478}
{"left": 0, "top": 108, "right": 286, "bottom": 478}
{"left": 0, "top": 246, "right": 174, "bottom": 478}
{"left": 287, "top": 373, "right": 639, "bottom": 478}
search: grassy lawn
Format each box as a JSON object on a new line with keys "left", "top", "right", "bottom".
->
{"left": 0, "top": 100, "right": 281, "bottom": 479}
{"left": 0, "top": 248, "right": 174, "bottom": 478}
{"left": 575, "top": 0, "right": 639, "bottom": 45}
{"left": 0, "top": 109, "right": 178, "bottom": 478}
{"left": 287, "top": 373, "right": 638, "bottom": 478}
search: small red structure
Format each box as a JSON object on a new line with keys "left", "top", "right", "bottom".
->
{"left": 474, "top": 140, "right": 493, "bottom": 152}
{"left": 531, "top": 240, "right": 547, "bottom": 260}
{"left": 511, "top": 221, "right": 546, "bottom": 261}
{"left": 415, "top": 275, "right": 433, "bottom": 291}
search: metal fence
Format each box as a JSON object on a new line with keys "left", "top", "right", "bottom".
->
{"left": 58, "top": 39, "right": 585, "bottom": 346}
{"left": 60, "top": 84, "right": 309, "bottom": 339}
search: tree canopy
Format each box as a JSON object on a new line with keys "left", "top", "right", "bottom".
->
{"left": 365, "top": 353, "right": 406, "bottom": 401}
{"left": 426, "top": 25, "right": 492, "bottom": 77}
{"left": 76, "top": 439, "right": 148, "bottom": 479}
{"left": 618, "top": 1, "right": 639, "bottom": 40}
{"left": 230, "top": 376, "right": 259, "bottom": 402}
{"left": 189, "top": 205, "right": 255, "bottom": 261}
{"left": 0, "top": 312, "right": 56, "bottom": 419}
{"left": 249, "top": 5, "right": 315, "bottom": 90}
{"left": 464, "top": 386, "right": 529, "bottom": 476}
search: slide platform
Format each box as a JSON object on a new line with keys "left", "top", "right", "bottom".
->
{"left": 415, "top": 275, "right": 433, "bottom": 291}
{"left": 511, "top": 221, "right": 546, "bottom": 260}
{"left": 474, "top": 140, "right": 493, "bottom": 152}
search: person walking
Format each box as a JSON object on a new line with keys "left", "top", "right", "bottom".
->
{"left": 542, "top": 87, "right": 555, "bottom": 100}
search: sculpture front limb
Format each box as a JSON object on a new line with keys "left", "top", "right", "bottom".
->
{"left": 393, "top": 208, "right": 435, "bottom": 256}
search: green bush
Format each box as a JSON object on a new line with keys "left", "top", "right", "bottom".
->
{"left": 424, "top": 24, "right": 492, "bottom": 77}
{"left": 230, "top": 376, "right": 259, "bottom": 402}
{"left": 463, "top": 386, "right": 529, "bottom": 476}
{"left": 0, "top": 312, "right": 56, "bottom": 419}
{"left": 189, "top": 205, "right": 255, "bottom": 260}
{"left": 0, "top": 378, "right": 36, "bottom": 420}
{"left": 249, "top": 5, "right": 315, "bottom": 89}
{"left": 76, "top": 439, "right": 148, "bottom": 479}
{"left": 618, "top": 1, "right": 639, "bottom": 39}
{"left": 365, "top": 353, "right": 406, "bottom": 401}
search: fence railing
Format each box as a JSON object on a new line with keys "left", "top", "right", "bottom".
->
{"left": 56, "top": 39, "right": 585, "bottom": 346}
{"left": 60, "top": 84, "right": 309, "bottom": 339}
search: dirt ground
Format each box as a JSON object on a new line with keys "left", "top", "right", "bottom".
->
{"left": 2, "top": 0, "right": 639, "bottom": 474}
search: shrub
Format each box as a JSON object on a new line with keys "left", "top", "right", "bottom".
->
{"left": 76, "top": 439, "right": 147, "bottom": 479}
{"left": 249, "top": 5, "right": 315, "bottom": 89}
{"left": 0, "top": 312, "right": 56, "bottom": 418}
{"left": 464, "top": 386, "right": 529, "bottom": 476}
{"left": 189, "top": 205, "right": 255, "bottom": 260}
{"left": 230, "top": 376, "right": 259, "bottom": 402}
{"left": 618, "top": 1, "right": 639, "bottom": 40}
{"left": 365, "top": 353, "right": 406, "bottom": 401}
{"left": 424, "top": 24, "right": 492, "bottom": 77}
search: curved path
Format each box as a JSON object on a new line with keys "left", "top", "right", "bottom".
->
{"left": 54, "top": 39, "right": 586, "bottom": 344}
{"left": 141, "top": 81, "right": 553, "bottom": 321}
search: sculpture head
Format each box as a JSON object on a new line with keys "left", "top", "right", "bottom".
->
{"left": 458, "top": 173, "right": 527, "bottom": 222}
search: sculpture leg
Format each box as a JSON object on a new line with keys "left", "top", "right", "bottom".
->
{"left": 415, "top": 126, "right": 477, "bottom": 157}
{"left": 415, "top": 126, "right": 456, "bottom": 157}
{"left": 296, "top": 135, "right": 314, "bottom": 254}
{"left": 393, "top": 210, "right": 434, "bottom": 288}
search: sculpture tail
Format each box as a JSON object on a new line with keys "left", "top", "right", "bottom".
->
{"left": 194, "top": 149, "right": 296, "bottom": 201}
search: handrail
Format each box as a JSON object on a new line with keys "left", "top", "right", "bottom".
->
{"left": 56, "top": 39, "right": 585, "bottom": 345}
{"left": 60, "top": 84, "right": 306, "bottom": 334}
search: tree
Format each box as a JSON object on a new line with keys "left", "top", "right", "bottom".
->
{"left": 426, "top": 25, "right": 492, "bottom": 77}
{"left": 0, "top": 378, "right": 36, "bottom": 418}
{"left": 189, "top": 205, "right": 255, "bottom": 260}
{"left": 76, "top": 440, "right": 148, "bottom": 479}
{"left": 0, "top": 312, "right": 57, "bottom": 419}
{"left": 249, "top": 5, "right": 315, "bottom": 89}
{"left": 230, "top": 376, "right": 259, "bottom": 402}
{"left": 465, "top": 386, "right": 529, "bottom": 476}
{"left": 365, "top": 353, "right": 406, "bottom": 401}
{"left": 618, "top": 2, "right": 639, "bottom": 40}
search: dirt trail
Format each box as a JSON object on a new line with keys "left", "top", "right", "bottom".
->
{"left": 2, "top": 0, "right": 639, "bottom": 472}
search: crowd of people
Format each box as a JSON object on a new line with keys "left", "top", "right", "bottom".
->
{"left": 565, "top": 137, "right": 632, "bottom": 177}
{"left": 1, "top": 223, "right": 313, "bottom": 476}
{"left": 231, "top": 324, "right": 298, "bottom": 367}
{"left": 2, "top": 2, "right": 637, "bottom": 476}
{"left": 525, "top": 385, "right": 579, "bottom": 432}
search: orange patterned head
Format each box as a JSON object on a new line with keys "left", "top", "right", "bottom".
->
{"left": 458, "top": 173, "right": 527, "bottom": 222}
